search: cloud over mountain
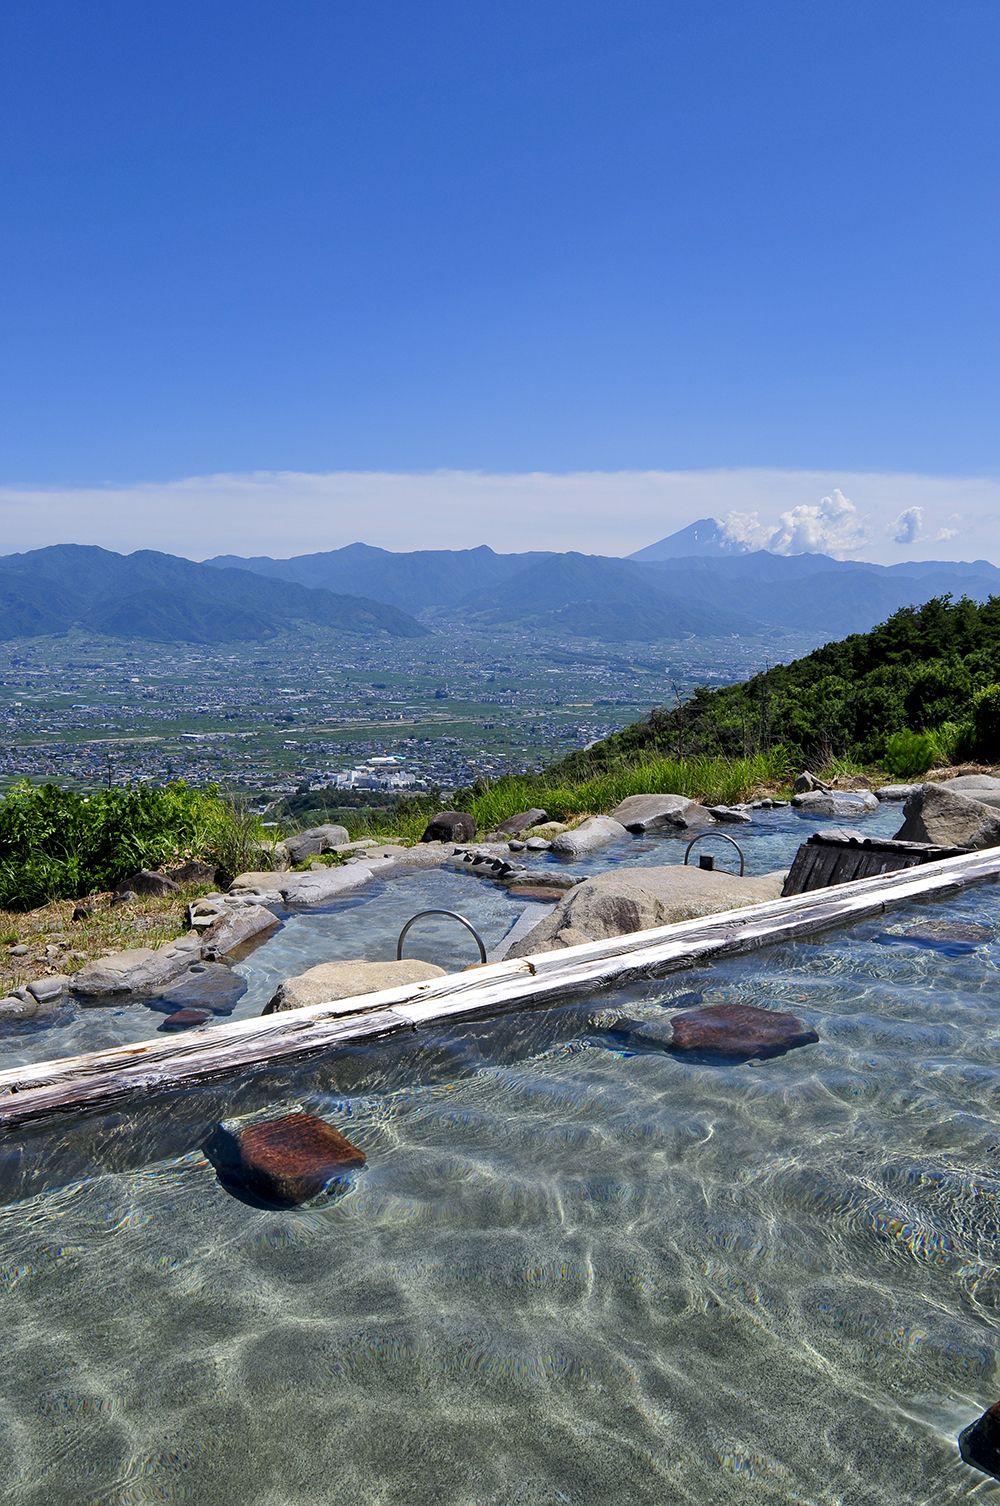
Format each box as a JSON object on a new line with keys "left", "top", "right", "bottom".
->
{"left": 0, "top": 469, "right": 994, "bottom": 564}
{"left": 768, "top": 489, "right": 867, "bottom": 556}
{"left": 892, "top": 506, "right": 924, "bottom": 545}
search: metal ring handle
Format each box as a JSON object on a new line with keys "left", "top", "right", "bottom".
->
{"left": 396, "top": 909, "right": 488, "bottom": 964}
{"left": 683, "top": 832, "right": 746, "bottom": 877}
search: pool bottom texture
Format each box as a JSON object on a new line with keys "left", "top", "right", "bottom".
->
{"left": 0, "top": 883, "right": 997, "bottom": 1504}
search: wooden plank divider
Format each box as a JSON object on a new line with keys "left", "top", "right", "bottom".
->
{"left": 0, "top": 845, "right": 997, "bottom": 1127}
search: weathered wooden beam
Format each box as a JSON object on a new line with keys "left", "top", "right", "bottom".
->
{"left": 0, "top": 845, "right": 997, "bottom": 1126}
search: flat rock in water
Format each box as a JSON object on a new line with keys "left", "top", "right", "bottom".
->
{"left": 152, "top": 962, "right": 248, "bottom": 1015}
{"left": 875, "top": 784, "right": 923, "bottom": 801}
{"left": 791, "top": 790, "right": 879, "bottom": 817}
{"left": 505, "top": 884, "right": 566, "bottom": 902}
{"left": 706, "top": 805, "right": 752, "bottom": 824}
{"left": 960, "top": 1402, "right": 1000, "bottom": 1479}
{"left": 263, "top": 957, "right": 446, "bottom": 1014}
{"left": 551, "top": 815, "right": 628, "bottom": 856}
{"left": 279, "top": 864, "right": 381, "bottom": 905}
{"left": 200, "top": 904, "right": 279, "bottom": 960}
{"left": 72, "top": 938, "right": 201, "bottom": 1000}
{"left": 874, "top": 918, "right": 992, "bottom": 957}
{"left": 669, "top": 1002, "right": 818, "bottom": 1062}
{"left": 159, "top": 1007, "right": 212, "bottom": 1031}
{"left": 205, "top": 1112, "right": 366, "bottom": 1205}
{"left": 609, "top": 794, "right": 714, "bottom": 833}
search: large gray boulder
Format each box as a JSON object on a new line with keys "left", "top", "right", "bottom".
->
{"left": 937, "top": 774, "right": 1000, "bottom": 810}
{"left": 72, "top": 935, "right": 202, "bottom": 1000}
{"left": 506, "top": 865, "right": 787, "bottom": 957}
{"left": 893, "top": 784, "right": 1000, "bottom": 849}
{"left": 229, "top": 861, "right": 389, "bottom": 905}
{"left": 551, "top": 815, "right": 628, "bottom": 856}
{"left": 420, "top": 810, "right": 476, "bottom": 843}
{"left": 263, "top": 957, "right": 446, "bottom": 1014}
{"left": 609, "top": 794, "right": 715, "bottom": 833}
{"left": 284, "top": 825, "right": 351, "bottom": 864}
{"left": 791, "top": 790, "right": 878, "bottom": 818}
{"left": 706, "top": 805, "right": 752, "bottom": 824}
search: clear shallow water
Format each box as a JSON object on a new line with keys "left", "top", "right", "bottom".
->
{"left": 0, "top": 798, "right": 914, "bottom": 1069}
{"left": 0, "top": 883, "right": 997, "bottom": 1503}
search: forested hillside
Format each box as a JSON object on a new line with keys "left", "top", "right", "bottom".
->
{"left": 552, "top": 596, "right": 1000, "bottom": 775}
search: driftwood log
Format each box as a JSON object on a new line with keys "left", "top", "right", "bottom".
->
{"left": 0, "top": 846, "right": 997, "bottom": 1127}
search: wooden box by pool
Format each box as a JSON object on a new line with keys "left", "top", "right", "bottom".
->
{"left": 782, "top": 831, "right": 971, "bottom": 897}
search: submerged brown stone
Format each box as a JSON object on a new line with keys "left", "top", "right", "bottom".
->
{"left": 668, "top": 1002, "right": 818, "bottom": 1062}
{"left": 159, "top": 1007, "right": 212, "bottom": 1030}
{"left": 210, "top": 1113, "right": 366, "bottom": 1205}
{"left": 960, "top": 1402, "right": 1000, "bottom": 1478}
{"left": 506, "top": 884, "right": 566, "bottom": 902}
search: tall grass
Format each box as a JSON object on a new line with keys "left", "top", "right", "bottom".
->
{"left": 466, "top": 749, "right": 791, "bottom": 831}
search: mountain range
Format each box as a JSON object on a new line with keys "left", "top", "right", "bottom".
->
{"left": 0, "top": 523, "right": 997, "bottom": 647}
{"left": 208, "top": 524, "right": 1000, "bottom": 643}
{"left": 0, "top": 545, "right": 427, "bottom": 644}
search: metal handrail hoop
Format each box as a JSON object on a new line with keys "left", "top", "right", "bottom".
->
{"left": 683, "top": 831, "right": 746, "bottom": 876}
{"left": 396, "top": 909, "right": 488, "bottom": 965}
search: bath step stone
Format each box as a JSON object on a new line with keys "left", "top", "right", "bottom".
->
{"left": 668, "top": 1002, "right": 818, "bottom": 1062}
{"left": 159, "top": 1007, "right": 212, "bottom": 1031}
{"left": 205, "top": 1112, "right": 366, "bottom": 1205}
{"left": 960, "top": 1402, "right": 1000, "bottom": 1479}
{"left": 873, "top": 918, "right": 992, "bottom": 957}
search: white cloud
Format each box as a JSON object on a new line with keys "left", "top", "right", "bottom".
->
{"left": 0, "top": 467, "right": 996, "bottom": 564}
{"left": 719, "top": 511, "right": 770, "bottom": 550}
{"left": 767, "top": 488, "right": 867, "bottom": 556}
{"left": 891, "top": 506, "right": 924, "bottom": 546}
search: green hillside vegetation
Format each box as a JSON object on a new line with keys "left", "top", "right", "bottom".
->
{"left": 0, "top": 780, "right": 270, "bottom": 910}
{"left": 551, "top": 596, "right": 1000, "bottom": 778}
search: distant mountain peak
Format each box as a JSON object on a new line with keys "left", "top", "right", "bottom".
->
{"left": 629, "top": 518, "right": 753, "bottom": 562}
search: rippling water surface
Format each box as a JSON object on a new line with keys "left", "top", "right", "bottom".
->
{"left": 0, "top": 876, "right": 997, "bottom": 1504}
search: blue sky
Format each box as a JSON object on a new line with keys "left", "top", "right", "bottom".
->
{"left": 1, "top": 1, "right": 998, "bottom": 557}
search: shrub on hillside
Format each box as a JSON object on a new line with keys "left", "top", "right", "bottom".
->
{"left": 0, "top": 780, "right": 267, "bottom": 911}
{"left": 928, "top": 720, "right": 970, "bottom": 767}
{"left": 883, "top": 729, "right": 936, "bottom": 779}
